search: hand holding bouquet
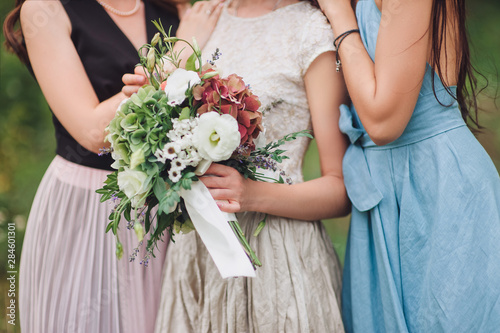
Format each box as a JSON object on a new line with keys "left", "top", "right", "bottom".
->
{"left": 97, "top": 22, "right": 311, "bottom": 278}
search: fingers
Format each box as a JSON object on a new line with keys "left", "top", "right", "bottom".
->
{"left": 206, "top": 0, "right": 225, "bottom": 16}
{"left": 207, "top": 1, "right": 224, "bottom": 24}
{"left": 187, "top": 0, "right": 224, "bottom": 25}
{"left": 199, "top": 165, "right": 241, "bottom": 189}
{"left": 176, "top": 2, "right": 191, "bottom": 19}
{"left": 200, "top": 178, "right": 242, "bottom": 213}
{"left": 216, "top": 200, "right": 240, "bottom": 213}
{"left": 175, "top": 0, "right": 225, "bottom": 53}
{"left": 199, "top": 173, "right": 233, "bottom": 189}
{"left": 134, "top": 66, "right": 147, "bottom": 76}
{"left": 203, "top": 163, "right": 237, "bottom": 177}
{"left": 121, "top": 73, "right": 146, "bottom": 97}
{"left": 122, "top": 73, "right": 145, "bottom": 86}
{"left": 199, "top": 163, "right": 245, "bottom": 213}
{"left": 122, "top": 67, "right": 148, "bottom": 97}
{"left": 122, "top": 84, "right": 142, "bottom": 97}
{"left": 192, "top": 0, "right": 224, "bottom": 16}
{"left": 208, "top": 189, "right": 235, "bottom": 200}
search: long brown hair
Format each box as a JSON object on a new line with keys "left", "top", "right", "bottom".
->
{"left": 3, "top": 0, "right": 180, "bottom": 64}
{"left": 430, "top": 0, "right": 484, "bottom": 128}
{"left": 3, "top": 0, "right": 27, "bottom": 63}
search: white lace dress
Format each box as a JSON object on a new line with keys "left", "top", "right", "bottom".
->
{"left": 155, "top": 2, "right": 344, "bottom": 332}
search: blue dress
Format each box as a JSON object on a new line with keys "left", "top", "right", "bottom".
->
{"left": 340, "top": 1, "right": 500, "bottom": 332}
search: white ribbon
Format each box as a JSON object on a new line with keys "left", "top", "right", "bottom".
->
{"left": 179, "top": 181, "right": 256, "bottom": 278}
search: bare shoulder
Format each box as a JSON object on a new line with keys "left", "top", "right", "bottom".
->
{"left": 20, "top": 0, "right": 70, "bottom": 36}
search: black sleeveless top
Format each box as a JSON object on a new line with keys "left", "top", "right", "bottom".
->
{"left": 55, "top": 0, "right": 178, "bottom": 170}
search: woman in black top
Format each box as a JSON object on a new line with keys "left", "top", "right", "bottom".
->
{"left": 3, "top": 0, "right": 222, "bottom": 331}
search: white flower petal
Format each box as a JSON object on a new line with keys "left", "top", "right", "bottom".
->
{"left": 117, "top": 168, "right": 151, "bottom": 208}
{"left": 192, "top": 113, "right": 240, "bottom": 162}
{"left": 168, "top": 168, "right": 182, "bottom": 183}
{"left": 164, "top": 68, "right": 201, "bottom": 106}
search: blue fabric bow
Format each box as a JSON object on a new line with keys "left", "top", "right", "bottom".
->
{"left": 339, "top": 104, "right": 383, "bottom": 212}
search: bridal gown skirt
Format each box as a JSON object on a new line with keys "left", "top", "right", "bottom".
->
{"left": 155, "top": 211, "right": 345, "bottom": 333}
{"left": 19, "top": 156, "right": 167, "bottom": 333}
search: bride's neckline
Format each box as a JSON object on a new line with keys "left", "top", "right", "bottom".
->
{"left": 223, "top": 0, "right": 304, "bottom": 20}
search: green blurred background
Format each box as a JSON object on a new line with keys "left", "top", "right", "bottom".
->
{"left": 0, "top": 0, "right": 499, "bottom": 331}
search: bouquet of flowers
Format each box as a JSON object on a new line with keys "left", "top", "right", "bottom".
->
{"left": 97, "top": 22, "right": 311, "bottom": 278}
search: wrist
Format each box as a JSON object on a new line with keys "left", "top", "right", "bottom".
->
{"left": 244, "top": 178, "right": 275, "bottom": 213}
{"left": 322, "top": 1, "right": 353, "bottom": 18}
{"left": 322, "top": 3, "right": 358, "bottom": 35}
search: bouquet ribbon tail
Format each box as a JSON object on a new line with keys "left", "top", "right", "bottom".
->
{"left": 180, "top": 181, "right": 256, "bottom": 278}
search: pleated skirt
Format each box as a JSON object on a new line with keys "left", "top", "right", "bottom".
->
{"left": 155, "top": 211, "right": 345, "bottom": 333}
{"left": 19, "top": 155, "right": 167, "bottom": 333}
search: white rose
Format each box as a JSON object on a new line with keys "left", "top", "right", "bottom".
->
{"left": 164, "top": 68, "right": 201, "bottom": 106}
{"left": 192, "top": 112, "right": 240, "bottom": 162}
{"left": 117, "top": 168, "right": 151, "bottom": 208}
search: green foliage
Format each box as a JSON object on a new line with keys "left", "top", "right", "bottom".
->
{"left": 139, "top": 19, "right": 203, "bottom": 89}
{"left": 227, "top": 130, "right": 313, "bottom": 183}
{"left": 255, "top": 130, "right": 313, "bottom": 163}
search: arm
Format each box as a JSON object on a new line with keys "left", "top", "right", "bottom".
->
{"left": 21, "top": 1, "right": 126, "bottom": 154}
{"left": 201, "top": 52, "right": 351, "bottom": 221}
{"left": 318, "top": 0, "right": 433, "bottom": 145}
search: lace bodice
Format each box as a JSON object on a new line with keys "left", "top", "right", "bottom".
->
{"left": 202, "top": 1, "right": 334, "bottom": 182}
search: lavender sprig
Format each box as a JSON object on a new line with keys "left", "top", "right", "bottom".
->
{"left": 98, "top": 147, "right": 113, "bottom": 156}
{"left": 208, "top": 48, "right": 222, "bottom": 66}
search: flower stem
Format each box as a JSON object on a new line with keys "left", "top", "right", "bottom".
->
{"left": 253, "top": 215, "right": 267, "bottom": 237}
{"left": 228, "top": 220, "right": 262, "bottom": 268}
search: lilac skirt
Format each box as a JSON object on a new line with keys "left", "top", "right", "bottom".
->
{"left": 19, "top": 156, "right": 167, "bottom": 333}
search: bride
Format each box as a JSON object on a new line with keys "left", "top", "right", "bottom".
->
{"left": 125, "top": 0, "right": 350, "bottom": 331}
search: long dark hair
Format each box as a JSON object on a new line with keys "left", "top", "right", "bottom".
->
{"left": 3, "top": 0, "right": 27, "bottom": 63}
{"left": 3, "top": 0, "right": 180, "bottom": 64}
{"left": 430, "top": 0, "right": 484, "bottom": 128}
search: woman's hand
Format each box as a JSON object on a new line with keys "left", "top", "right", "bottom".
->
{"left": 176, "top": 0, "right": 225, "bottom": 51}
{"left": 199, "top": 163, "right": 252, "bottom": 213}
{"left": 122, "top": 66, "right": 147, "bottom": 97}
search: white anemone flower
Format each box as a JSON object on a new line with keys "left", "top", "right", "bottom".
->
{"left": 155, "top": 142, "right": 181, "bottom": 163}
{"left": 192, "top": 112, "right": 240, "bottom": 162}
{"left": 168, "top": 168, "right": 182, "bottom": 183}
{"left": 173, "top": 118, "right": 194, "bottom": 133}
{"left": 164, "top": 68, "right": 201, "bottom": 106}
{"left": 167, "top": 131, "right": 181, "bottom": 142}
{"left": 185, "top": 150, "right": 201, "bottom": 166}
{"left": 170, "top": 158, "right": 187, "bottom": 172}
{"left": 184, "top": 135, "right": 198, "bottom": 148}
{"left": 178, "top": 149, "right": 201, "bottom": 167}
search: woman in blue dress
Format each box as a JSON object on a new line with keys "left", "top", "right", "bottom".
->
{"left": 317, "top": 0, "right": 500, "bottom": 331}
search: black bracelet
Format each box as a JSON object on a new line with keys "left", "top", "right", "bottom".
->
{"left": 334, "top": 29, "right": 360, "bottom": 72}
{"left": 333, "top": 29, "right": 359, "bottom": 48}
